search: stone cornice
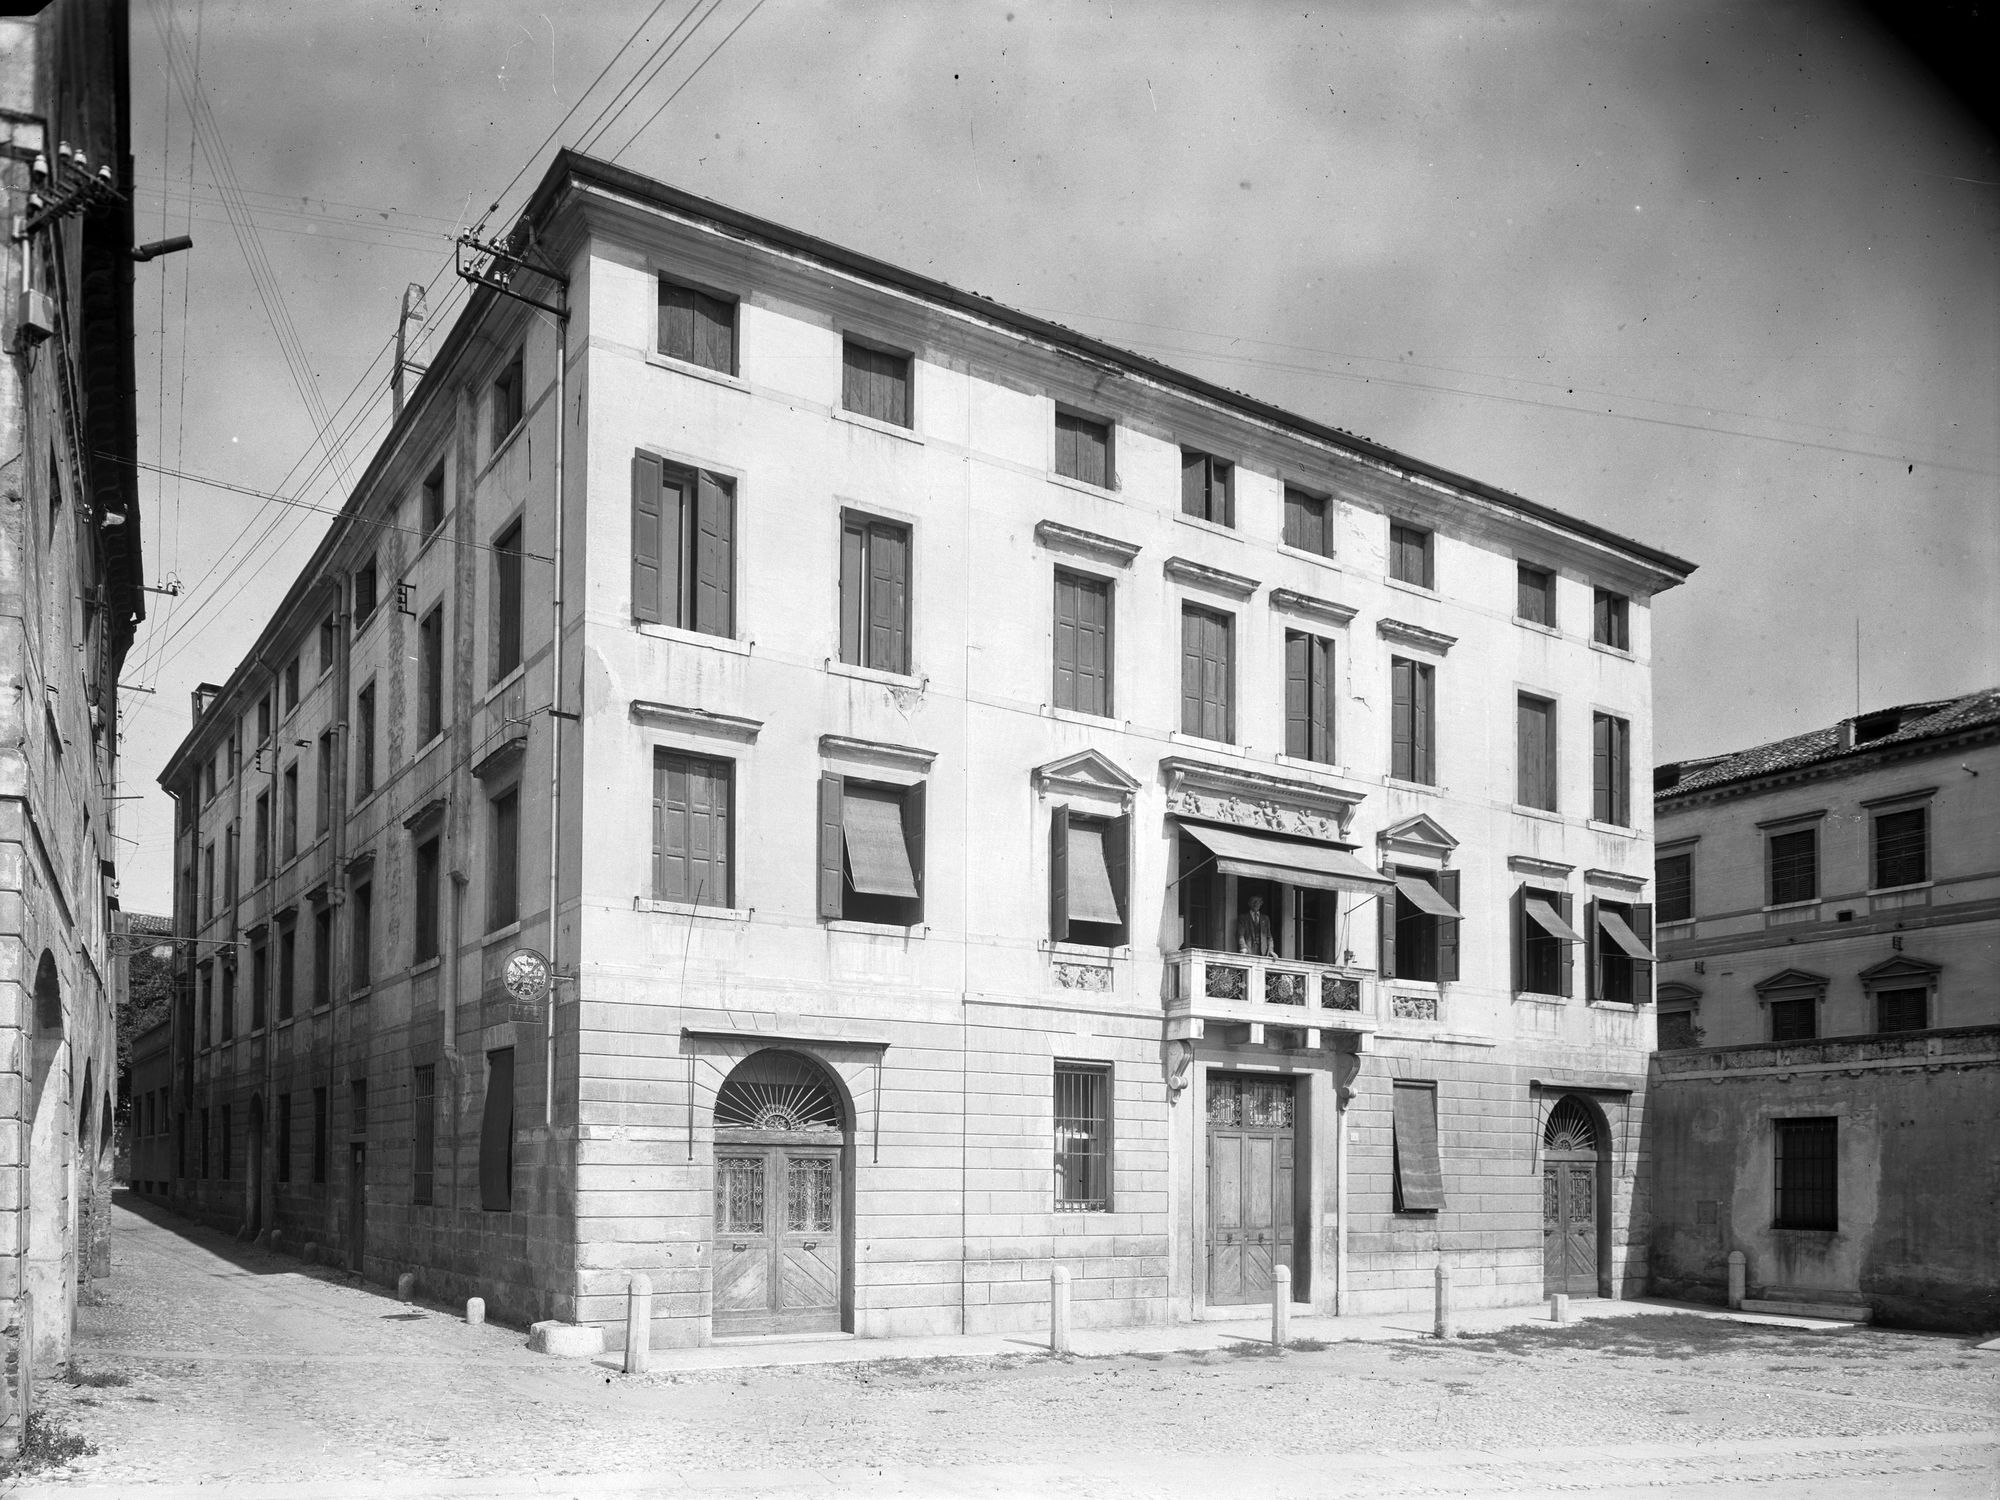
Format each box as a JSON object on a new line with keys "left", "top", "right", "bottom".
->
{"left": 1269, "top": 588, "right": 1358, "bottom": 628}
{"left": 1163, "top": 556, "right": 1258, "bottom": 600}
{"left": 1655, "top": 722, "right": 2000, "bottom": 813}
{"left": 1375, "top": 618, "right": 1457, "bottom": 655}
{"left": 1584, "top": 866, "right": 1649, "bottom": 894}
{"left": 1507, "top": 854, "right": 1575, "bottom": 879}
{"left": 630, "top": 699, "right": 764, "bottom": 743}
{"left": 1161, "top": 755, "right": 1364, "bottom": 842}
{"left": 1033, "top": 520, "right": 1140, "bottom": 570}
{"left": 818, "top": 734, "right": 937, "bottom": 773}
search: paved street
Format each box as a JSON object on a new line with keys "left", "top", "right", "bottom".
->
{"left": 6, "top": 1196, "right": 1996, "bottom": 1498}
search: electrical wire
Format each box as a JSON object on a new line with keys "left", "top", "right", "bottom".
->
{"left": 604, "top": 0, "right": 770, "bottom": 162}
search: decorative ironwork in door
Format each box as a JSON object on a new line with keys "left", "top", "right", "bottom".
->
{"left": 712, "top": 1051, "right": 846, "bottom": 1337}
{"left": 1206, "top": 1074, "right": 1295, "bottom": 1305}
{"left": 1541, "top": 1096, "right": 1600, "bottom": 1296}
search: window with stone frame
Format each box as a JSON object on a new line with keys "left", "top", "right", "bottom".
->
{"left": 1381, "top": 867, "right": 1462, "bottom": 983}
{"left": 1773, "top": 1117, "right": 1837, "bottom": 1230}
{"left": 1871, "top": 805, "right": 1928, "bottom": 890}
{"left": 1767, "top": 826, "right": 1818, "bottom": 905}
{"left": 818, "top": 774, "right": 925, "bottom": 927}
{"left": 1053, "top": 1062, "right": 1112, "bottom": 1211}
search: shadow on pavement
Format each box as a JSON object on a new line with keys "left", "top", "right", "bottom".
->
{"left": 112, "top": 1188, "right": 376, "bottom": 1291}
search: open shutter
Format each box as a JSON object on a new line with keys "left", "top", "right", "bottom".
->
{"left": 1180, "top": 450, "right": 1205, "bottom": 518}
{"left": 1631, "top": 903, "right": 1654, "bottom": 1003}
{"left": 693, "top": 472, "right": 734, "bottom": 636}
{"left": 655, "top": 754, "right": 688, "bottom": 899}
{"left": 630, "top": 454, "right": 665, "bottom": 624}
{"left": 1104, "top": 814, "right": 1130, "bottom": 943}
{"left": 478, "top": 1049, "right": 514, "bottom": 1212}
{"left": 1556, "top": 892, "right": 1575, "bottom": 997}
{"left": 817, "top": 773, "right": 844, "bottom": 920}
{"left": 1584, "top": 898, "right": 1600, "bottom": 1002}
{"left": 1414, "top": 666, "right": 1434, "bottom": 781}
{"left": 1592, "top": 714, "right": 1611, "bottom": 822}
{"left": 839, "top": 521, "right": 864, "bottom": 666}
{"left": 1378, "top": 877, "right": 1398, "bottom": 980}
{"left": 1049, "top": 804, "right": 1070, "bottom": 943}
{"left": 1613, "top": 719, "right": 1630, "bottom": 825}
{"left": 868, "top": 524, "right": 908, "bottom": 673}
{"left": 1216, "top": 460, "right": 1234, "bottom": 527}
{"left": 902, "top": 780, "right": 926, "bottom": 924}
{"left": 1311, "top": 636, "right": 1332, "bottom": 761}
{"left": 1391, "top": 659, "right": 1413, "bottom": 778}
{"left": 1284, "top": 633, "right": 1308, "bottom": 756}
{"left": 1437, "top": 870, "right": 1461, "bottom": 983}
{"left": 1510, "top": 883, "right": 1526, "bottom": 993}
{"left": 1053, "top": 575, "right": 1079, "bottom": 709}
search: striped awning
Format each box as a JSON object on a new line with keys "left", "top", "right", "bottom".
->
{"left": 1181, "top": 821, "right": 1392, "bottom": 896}
{"left": 843, "top": 788, "right": 917, "bottom": 898}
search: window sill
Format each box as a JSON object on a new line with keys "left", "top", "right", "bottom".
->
{"left": 1041, "top": 703, "right": 1121, "bottom": 729}
{"left": 412, "top": 519, "right": 451, "bottom": 568}
{"left": 1867, "top": 880, "right": 1934, "bottom": 897}
{"left": 833, "top": 407, "right": 921, "bottom": 444}
{"left": 1383, "top": 776, "right": 1440, "bottom": 794}
{"left": 1513, "top": 617, "right": 1561, "bottom": 639}
{"left": 1172, "top": 511, "right": 1241, "bottom": 543}
{"left": 483, "top": 664, "right": 527, "bottom": 705}
{"left": 411, "top": 957, "right": 442, "bottom": 976}
{"left": 1271, "top": 752, "right": 1345, "bottom": 774}
{"left": 1512, "top": 804, "right": 1564, "bottom": 823}
{"left": 413, "top": 731, "right": 446, "bottom": 764}
{"left": 1276, "top": 542, "right": 1338, "bottom": 568}
{"left": 1589, "top": 639, "right": 1635, "bottom": 662}
{"left": 350, "top": 986, "right": 372, "bottom": 1001}
{"left": 1047, "top": 470, "right": 1118, "bottom": 502}
{"left": 645, "top": 350, "right": 747, "bottom": 392}
{"left": 825, "top": 658, "right": 922, "bottom": 689}
{"left": 485, "top": 419, "right": 528, "bottom": 474}
{"left": 635, "top": 897, "right": 751, "bottom": 921}
{"left": 1585, "top": 819, "right": 1637, "bottom": 837}
{"left": 1168, "top": 730, "right": 1242, "bottom": 755}
{"left": 1657, "top": 918, "right": 1696, "bottom": 933}
{"left": 1762, "top": 899, "right": 1820, "bottom": 914}
{"left": 483, "top": 920, "right": 524, "bottom": 945}
{"left": 1383, "top": 575, "right": 1438, "bottom": 601}
{"left": 352, "top": 607, "right": 380, "bottom": 639}
{"left": 1044, "top": 940, "right": 1131, "bottom": 961}
{"left": 637, "top": 621, "right": 753, "bottom": 656}
{"left": 1513, "top": 991, "right": 1567, "bottom": 1006}
{"left": 1587, "top": 999, "right": 1643, "bottom": 1014}
{"left": 826, "top": 919, "right": 929, "bottom": 938}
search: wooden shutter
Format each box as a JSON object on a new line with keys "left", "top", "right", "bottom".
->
{"left": 691, "top": 757, "right": 729, "bottom": 907}
{"left": 817, "top": 772, "right": 844, "bottom": 920}
{"left": 839, "top": 520, "right": 864, "bottom": 666}
{"left": 901, "top": 780, "right": 926, "bottom": 924}
{"left": 1104, "top": 814, "right": 1130, "bottom": 944}
{"left": 1518, "top": 698, "right": 1542, "bottom": 807}
{"left": 1592, "top": 714, "right": 1612, "bottom": 822}
{"left": 1631, "top": 903, "right": 1654, "bottom": 1004}
{"left": 1391, "top": 658, "right": 1413, "bottom": 779}
{"left": 1392, "top": 1083, "right": 1445, "bottom": 1211}
{"left": 1310, "top": 636, "right": 1332, "bottom": 761}
{"left": 631, "top": 452, "right": 664, "bottom": 624}
{"left": 693, "top": 472, "right": 734, "bottom": 637}
{"left": 1378, "top": 877, "right": 1398, "bottom": 980}
{"left": 479, "top": 1048, "right": 514, "bottom": 1212}
{"left": 1181, "top": 450, "right": 1205, "bottom": 518}
{"left": 1284, "top": 633, "right": 1309, "bottom": 757}
{"left": 1584, "top": 898, "right": 1601, "bottom": 1002}
{"left": 658, "top": 282, "right": 691, "bottom": 361}
{"left": 651, "top": 753, "right": 669, "bottom": 897}
{"left": 1180, "top": 609, "right": 1204, "bottom": 735}
{"left": 1203, "top": 611, "right": 1232, "bottom": 741}
{"left": 700, "top": 289, "right": 735, "bottom": 374}
{"left": 1510, "top": 883, "right": 1526, "bottom": 993}
{"left": 1437, "top": 870, "right": 1461, "bottom": 983}
{"left": 1049, "top": 804, "right": 1070, "bottom": 943}
{"left": 1080, "top": 575, "right": 1109, "bottom": 715}
{"left": 1611, "top": 718, "right": 1629, "bottom": 825}
{"left": 658, "top": 752, "right": 692, "bottom": 901}
{"left": 1053, "top": 573, "right": 1079, "bottom": 710}
{"left": 867, "top": 523, "right": 909, "bottom": 672}
{"left": 1413, "top": 664, "right": 1434, "bottom": 782}
{"left": 1556, "top": 891, "right": 1574, "bottom": 997}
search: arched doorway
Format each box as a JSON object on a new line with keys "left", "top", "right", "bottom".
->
{"left": 711, "top": 1050, "right": 848, "bottom": 1338}
{"left": 1541, "top": 1096, "right": 1605, "bottom": 1297}
{"left": 25, "top": 951, "right": 68, "bottom": 1364}
{"left": 245, "top": 1095, "right": 266, "bottom": 1237}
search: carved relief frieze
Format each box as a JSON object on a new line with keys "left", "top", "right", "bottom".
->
{"left": 1054, "top": 962, "right": 1113, "bottom": 992}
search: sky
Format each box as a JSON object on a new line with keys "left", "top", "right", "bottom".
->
{"left": 114, "top": 0, "right": 1999, "bottom": 913}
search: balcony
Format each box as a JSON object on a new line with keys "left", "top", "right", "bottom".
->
{"left": 1166, "top": 949, "right": 1376, "bottom": 1049}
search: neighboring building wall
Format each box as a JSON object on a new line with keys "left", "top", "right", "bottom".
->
{"left": 1648, "top": 696, "right": 2000, "bottom": 1330}
{"left": 159, "top": 152, "right": 1690, "bottom": 1347}
{"left": 125, "top": 1017, "right": 171, "bottom": 1195}
{"left": 0, "top": 0, "right": 141, "bottom": 1378}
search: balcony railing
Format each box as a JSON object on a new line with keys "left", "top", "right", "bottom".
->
{"left": 1166, "top": 949, "right": 1376, "bottom": 1049}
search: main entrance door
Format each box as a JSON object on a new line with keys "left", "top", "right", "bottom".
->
{"left": 1541, "top": 1096, "right": 1600, "bottom": 1296}
{"left": 1206, "top": 1074, "right": 1295, "bottom": 1305}
{"left": 712, "top": 1051, "right": 847, "bottom": 1338}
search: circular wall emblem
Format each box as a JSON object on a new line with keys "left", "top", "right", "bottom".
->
{"left": 503, "top": 948, "right": 551, "bottom": 1004}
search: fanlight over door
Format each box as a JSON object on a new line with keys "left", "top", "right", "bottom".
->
{"left": 712, "top": 1050, "right": 847, "bottom": 1338}
{"left": 1541, "top": 1095, "right": 1601, "bottom": 1297}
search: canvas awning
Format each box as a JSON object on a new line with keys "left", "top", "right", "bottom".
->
{"left": 1395, "top": 874, "right": 1461, "bottom": 918}
{"left": 843, "top": 789, "right": 918, "bottom": 898}
{"left": 1181, "top": 821, "right": 1392, "bottom": 896}
{"left": 1598, "top": 907, "right": 1654, "bottom": 960}
{"left": 1066, "top": 821, "right": 1122, "bottom": 924}
{"left": 1525, "top": 897, "right": 1582, "bottom": 942}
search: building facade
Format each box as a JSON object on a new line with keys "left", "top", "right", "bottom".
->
{"left": 1, "top": 0, "right": 141, "bottom": 1384}
{"left": 159, "top": 152, "right": 1690, "bottom": 1348}
{"left": 1648, "top": 691, "right": 2000, "bottom": 1330}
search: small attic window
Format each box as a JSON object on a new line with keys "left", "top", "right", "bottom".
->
{"left": 1852, "top": 709, "right": 1904, "bottom": 745}
{"left": 1653, "top": 763, "right": 1684, "bottom": 793}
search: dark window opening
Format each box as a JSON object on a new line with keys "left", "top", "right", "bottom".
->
{"left": 1516, "top": 563, "right": 1555, "bottom": 627}
{"left": 631, "top": 456, "right": 734, "bottom": 637}
{"left": 489, "top": 789, "right": 520, "bottom": 930}
{"left": 1875, "top": 986, "right": 1927, "bottom": 1033}
{"left": 413, "top": 835, "right": 442, "bottom": 964}
{"left": 351, "top": 882, "right": 373, "bottom": 990}
{"left": 1179, "top": 449, "right": 1233, "bottom": 526}
{"left": 480, "top": 1048, "right": 515, "bottom": 1212}
{"left": 1774, "top": 1117, "right": 1836, "bottom": 1229}
{"left": 1769, "top": 995, "right": 1818, "bottom": 1042}
{"left": 1872, "top": 807, "right": 1927, "bottom": 889}
{"left": 493, "top": 519, "right": 524, "bottom": 678}
{"left": 1384, "top": 867, "right": 1462, "bottom": 984}
{"left": 1768, "top": 828, "right": 1818, "bottom": 905}
{"left": 1049, "top": 807, "right": 1130, "bottom": 948}
{"left": 417, "top": 605, "right": 444, "bottom": 744}
{"left": 1392, "top": 1082, "right": 1445, "bottom": 1212}
{"left": 311, "top": 1087, "right": 328, "bottom": 1184}
{"left": 1656, "top": 852, "right": 1693, "bottom": 924}
{"left": 819, "top": 774, "right": 925, "bottom": 927}
{"left": 838, "top": 513, "right": 910, "bottom": 673}
{"left": 1593, "top": 589, "right": 1629, "bottom": 650}
{"left": 421, "top": 462, "right": 446, "bottom": 536}
{"left": 492, "top": 349, "right": 525, "bottom": 449}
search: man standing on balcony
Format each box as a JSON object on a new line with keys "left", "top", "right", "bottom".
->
{"left": 1236, "top": 895, "right": 1276, "bottom": 957}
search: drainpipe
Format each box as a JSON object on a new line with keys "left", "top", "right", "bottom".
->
{"left": 544, "top": 311, "right": 568, "bottom": 1129}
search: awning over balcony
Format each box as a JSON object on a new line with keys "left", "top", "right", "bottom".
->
{"left": 1598, "top": 907, "right": 1654, "bottom": 959}
{"left": 1525, "top": 896, "right": 1583, "bottom": 941}
{"left": 1181, "top": 821, "right": 1393, "bottom": 896}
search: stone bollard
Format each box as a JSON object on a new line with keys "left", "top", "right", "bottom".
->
{"left": 268, "top": 1231, "right": 282, "bottom": 1256}
{"left": 465, "top": 1297, "right": 486, "bottom": 1327}
{"left": 1433, "top": 1263, "right": 1456, "bottom": 1339}
{"left": 1272, "top": 1265, "right": 1291, "bottom": 1351}
{"left": 1550, "top": 1293, "right": 1570, "bottom": 1325}
{"left": 1727, "top": 1251, "right": 1746, "bottom": 1310}
{"left": 624, "top": 1274, "right": 653, "bottom": 1375}
{"left": 1049, "top": 1265, "right": 1072, "bottom": 1355}
{"left": 302, "top": 1241, "right": 317, "bottom": 1265}
{"left": 397, "top": 1272, "right": 417, "bottom": 1303}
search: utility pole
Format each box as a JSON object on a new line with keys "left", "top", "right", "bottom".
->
{"left": 391, "top": 281, "right": 428, "bottom": 419}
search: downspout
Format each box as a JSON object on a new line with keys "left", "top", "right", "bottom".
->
{"left": 544, "top": 310, "right": 567, "bottom": 1128}
{"left": 320, "top": 577, "right": 347, "bottom": 1244}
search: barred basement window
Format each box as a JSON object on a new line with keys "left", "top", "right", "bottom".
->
{"left": 1774, "top": 1117, "right": 1837, "bottom": 1230}
{"left": 1054, "top": 1063, "right": 1111, "bottom": 1211}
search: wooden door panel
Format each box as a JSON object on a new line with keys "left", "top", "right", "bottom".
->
{"left": 1243, "top": 1239, "right": 1273, "bottom": 1299}
{"left": 1212, "top": 1242, "right": 1242, "bottom": 1303}
{"left": 1565, "top": 1163, "right": 1597, "bottom": 1290}
{"left": 1246, "top": 1136, "right": 1275, "bottom": 1230}
{"left": 1542, "top": 1164, "right": 1564, "bottom": 1288}
{"left": 1212, "top": 1136, "right": 1243, "bottom": 1229}
{"left": 716, "top": 1245, "right": 769, "bottom": 1314}
{"left": 781, "top": 1244, "right": 837, "bottom": 1309}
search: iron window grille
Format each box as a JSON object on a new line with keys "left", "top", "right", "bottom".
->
{"left": 1773, "top": 1117, "right": 1837, "bottom": 1230}
{"left": 1053, "top": 1062, "right": 1111, "bottom": 1211}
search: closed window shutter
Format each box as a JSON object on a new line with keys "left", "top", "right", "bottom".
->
{"left": 1104, "top": 814, "right": 1130, "bottom": 944}
{"left": 1207, "top": 613, "right": 1232, "bottom": 740}
{"left": 699, "top": 289, "right": 734, "bottom": 373}
{"left": 1511, "top": 884, "right": 1526, "bottom": 993}
{"left": 631, "top": 452, "right": 664, "bottom": 624}
{"left": 659, "top": 283, "right": 692, "bottom": 360}
{"left": 693, "top": 472, "right": 734, "bottom": 636}
{"left": 1053, "top": 575, "right": 1079, "bottom": 709}
{"left": 479, "top": 1048, "right": 514, "bottom": 1212}
{"left": 1080, "top": 576, "right": 1109, "bottom": 714}
{"left": 817, "top": 773, "right": 844, "bottom": 919}
{"left": 1181, "top": 450, "right": 1205, "bottom": 518}
{"left": 1391, "top": 658, "right": 1413, "bottom": 778}
{"left": 1592, "top": 714, "right": 1611, "bottom": 821}
{"left": 867, "top": 524, "right": 908, "bottom": 672}
{"left": 1310, "top": 636, "right": 1332, "bottom": 761}
{"left": 1585, "top": 898, "right": 1601, "bottom": 1002}
{"left": 1180, "top": 610, "right": 1203, "bottom": 735}
{"left": 1556, "top": 892, "right": 1574, "bottom": 997}
{"left": 652, "top": 754, "right": 671, "bottom": 898}
{"left": 1518, "top": 699, "right": 1541, "bottom": 806}
{"left": 691, "top": 758, "right": 729, "bottom": 906}
{"left": 1284, "top": 633, "right": 1309, "bottom": 756}
{"left": 1437, "top": 870, "right": 1461, "bottom": 982}
{"left": 839, "top": 521, "right": 864, "bottom": 666}
{"left": 1612, "top": 718, "right": 1629, "bottom": 824}
{"left": 1049, "top": 804, "right": 1070, "bottom": 941}
{"left": 1378, "top": 876, "right": 1398, "bottom": 980}
{"left": 1631, "top": 903, "right": 1653, "bottom": 1003}
{"left": 1414, "top": 664, "right": 1434, "bottom": 782}
{"left": 902, "top": 780, "right": 926, "bottom": 924}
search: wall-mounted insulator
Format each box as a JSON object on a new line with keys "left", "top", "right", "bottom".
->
{"left": 95, "top": 166, "right": 113, "bottom": 189}
{"left": 30, "top": 153, "right": 47, "bottom": 182}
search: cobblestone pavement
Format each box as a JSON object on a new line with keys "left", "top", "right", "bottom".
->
{"left": 6, "top": 1197, "right": 1995, "bottom": 1498}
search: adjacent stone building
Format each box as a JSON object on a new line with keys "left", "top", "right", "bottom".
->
{"left": 1648, "top": 690, "right": 2000, "bottom": 1330}
{"left": 1, "top": 0, "right": 142, "bottom": 1375}
{"left": 159, "top": 151, "right": 1691, "bottom": 1349}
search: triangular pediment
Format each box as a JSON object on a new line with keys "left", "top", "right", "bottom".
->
{"left": 1035, "top": 749, "right": 1140, "bottom": 805}
{"left": 1858, "top": 955, "right": 1940, "bottom": 984}
{"left": 1657, "top": 981, "right": 1703, "bottom": 1004}
{"left": 1753, "top": 967, "right": 1829, "bottom": 996}
{"left": 1377, "top": 814, "right": 1458, "bottom": 854}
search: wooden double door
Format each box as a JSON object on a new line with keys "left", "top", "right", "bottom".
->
{"left": 1206, "top": 1074, "right": 1296, "bottom": 1305}
{"left": 713, "top": 1141, "right": 843, "bottom": 1337}
{"left": 1542, "top": 1154, "right": 1599, "bottom": 1295}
